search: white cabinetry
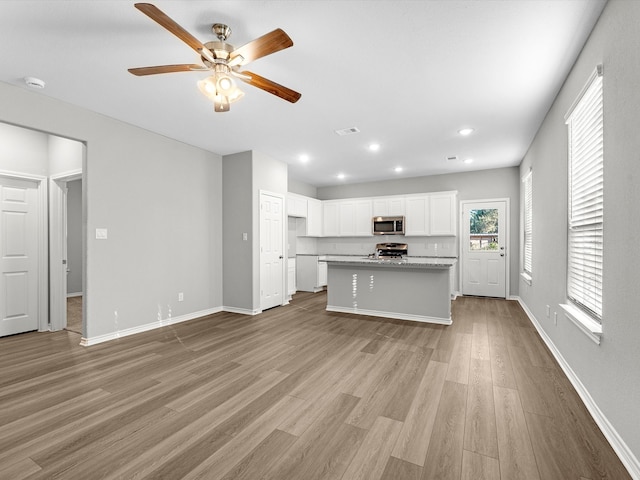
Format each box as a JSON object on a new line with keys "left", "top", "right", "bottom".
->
{"left": 405, "top": 191, "right": 457, "bottom": 236}
{"left": 429, "top": 192, "right": 457, "bottom": 235}
{"left": 296, "top": 255, "right": 327, "bottom": 293}
{"left": 405, "top": 195, "right": 430, "bottom": 236}
{"left": 306, "top": 198, "right": 323, "bottom": 237}
{"left": 338, "top": 199, "right": 372, "bottom": 236}
{"left": 287, "top": 258, "right": 296, "bottom": 297}
{"left": 287, "top": 193, "right": 307, "bottom": 218}
{"left": 322, "top": 201, "right": 340, "bottom": 237}
{"left": 372, "top": 196, "right": 405, "bottom": 216}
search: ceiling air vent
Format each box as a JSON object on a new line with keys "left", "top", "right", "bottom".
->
{"left": 335, "top": 127, "right": 360, "bottom": 136}
{"left": 446, "top": 155, "right": 458, "bottom": 162}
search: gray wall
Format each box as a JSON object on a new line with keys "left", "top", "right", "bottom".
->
{"left": 222, "top": 150, "right": 288, "bottom": 312}
{"left": 519, "top": 0, "right": 640, "bottom": 464}
{"left": 317, "top": 167, "right": 521, "bottom": 295}
{"left": 288, "top": 178, "right": 317, "bottom": 198}
{"left": 0, "top": 122, "right": 48, "bottom": 176}
{"left": 0, "top": 81, "right": 224, "bottom": 340}
{"left": 48, "top": 135, "right": 83, "bottom": 175}
{"left": 66, "top": 179, "right": 83, "bottom": 295}
{"left": 222, "top": 151, "right": 254, "bottom": 311}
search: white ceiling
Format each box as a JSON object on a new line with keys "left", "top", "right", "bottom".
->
{"left": 0, "top": 1, "right": 606, "bottom": 187}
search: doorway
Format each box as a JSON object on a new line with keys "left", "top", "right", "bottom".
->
{"left": 50, "top": 172, "right": 83, "bottom": 334}
{"left": 461, "top": 199, "right": 509, "bottom": 298}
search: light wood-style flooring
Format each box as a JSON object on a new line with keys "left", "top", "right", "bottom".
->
{"left": 65, "top": 296, "right": 82, "bottom": 335}
{"left": 0, "top": 293, "right": 631, "bottom": 479}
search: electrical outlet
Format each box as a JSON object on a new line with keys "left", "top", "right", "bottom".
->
{"left": 178, "top": 292, "right": 184, "bottom": 302}
{"left": 554, "top": 312, "right": 558, "bottom": 325}
{"left": 546, "top": 305, "right": 550, "bottom": 318}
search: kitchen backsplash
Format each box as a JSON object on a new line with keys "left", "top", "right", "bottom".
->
{"left": 294, "top": 236, "right": 458, "bottom": 257}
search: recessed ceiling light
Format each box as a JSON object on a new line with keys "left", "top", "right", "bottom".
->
{"left": 24, "top": 76, "right": 45, "bottom": 89}
{"left": 299, "top": 154, "right": 310, "bottom": 163}
{"left": 394, "top": 166, "right": 403, "bottom": 173}
{"left": 463, "top": 158, "right": 474, "bottom": 164}
{"left": 337, "top": 173, "right": 346, "bottom": 180}
{"left": 458, "top": 128, "right": 474, "bottom": 136}
{"left": 368, "top": 143, "right": 380, "bottom": 152}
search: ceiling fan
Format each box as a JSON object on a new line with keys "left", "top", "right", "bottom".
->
{"left": 128, "top": 3, "right": 301, "bottom": 112}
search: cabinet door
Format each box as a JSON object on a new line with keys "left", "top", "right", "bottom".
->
{"left": 339, "top": 201, "right": 356, "bottom": 236}
{"left": 306, "top": 198, "right": 322, "bottom": 237}
{"left": 372, "top": 198, "right": 389, "bottom": 217}
{"left": 287, "top": 193, "right": 307, "bottom": 217}
{"left": 388, "top": 197, "right": 406, "bottom": 216}
{"left": 354, "top": 200, "right": 373, "bottom": 236}
{"left": 323, "top": 201, "right": 340, "bottom": 237}
{"left": 317, "top": 261, "right": 328, "bottom": 287}
{"left": 429, "top": 193, "right": 456, "bottom": 235}
{"left": 405, "top": 196, "right": 429, "bottom": 236}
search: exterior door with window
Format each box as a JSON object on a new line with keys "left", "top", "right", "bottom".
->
{"left": 462, "top": 201, "right": 507, "bottom": 298}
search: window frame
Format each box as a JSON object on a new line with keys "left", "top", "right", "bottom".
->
{"left": 562, "top": 65, "right": 604, "bottom": 342}
{"left": 522, "top": 169, "right": 533, "bottom": 282}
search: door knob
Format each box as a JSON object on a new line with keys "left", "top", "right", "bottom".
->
{"left": 500, "top": 253, "right": 505, "bottom": 257}
{"left": 279, "top": 255, "right": 284, "bottom": 259}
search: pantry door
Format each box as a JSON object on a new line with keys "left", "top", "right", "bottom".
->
{"left": 260, "top": 191, "right": 285, "bottom": 311}
{"left": 1, "top": 176, "right": 41, "bottom": 336}
{"left": 461, "top": 200, "right": 508, "bottom": 298}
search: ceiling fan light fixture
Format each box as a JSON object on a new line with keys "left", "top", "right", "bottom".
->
{"left": 213, "top": 95, "right": 230, "bottom": 112}
{"left": 216, "top": 74, "right": 236, "bottom": 96}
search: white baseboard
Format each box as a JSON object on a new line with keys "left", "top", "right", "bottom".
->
{"left": 222, "top": 306, "right": 261, "bottom": 315}
{"left": 326, "top": 305, "right": 452, "bottom": 325}
{"left": 66, "top": 292, "right": 83, "bottom": 298}
{"left": 515, "top": 297, "right": 640, "bottom": 480}
{"left": 80, "top": 306, "right": 223, "bottom": 347}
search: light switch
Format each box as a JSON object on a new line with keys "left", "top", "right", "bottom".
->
{"left": 242, "top": 232, "right": 248, "bottom": 241}
{"left": 96, "top": 228, "right": 108, "bottom": 240}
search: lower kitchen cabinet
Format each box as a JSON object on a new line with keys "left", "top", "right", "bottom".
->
{"left": 296, "top": 255, "right": 327, "bottom": 293}
{"left": 287, "top": 258, "right": 297, "bottom": 297}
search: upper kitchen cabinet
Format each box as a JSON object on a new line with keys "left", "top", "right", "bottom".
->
{"left": 429, "top": 192, "right": 457, "bottom": 236}
{"left": 405, "top": 191, "right": 457, "bottom": 236}
{"left": 339, "top": 199, "right": 372, "bottom": 236}
{"left": 405, "top": 195, "right": 430, "bottom": 236}
{"left": 287, "top": 193, "right": 308, "bottom": 218}
{"left": 306, "top": 198, "right": 323, "bottom": 237}
{"left": 323, "top": 200, "right": 340, "bottom": 237}
{"left": 323, "top": 199, "right": 372, "bottom": 237}
{"left": 372, "top": 196, "right": 405, "bottom": 216}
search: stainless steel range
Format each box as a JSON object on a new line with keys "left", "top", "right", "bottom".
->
{"left": 369, "top": 242, "right": 408, "bottom": 259}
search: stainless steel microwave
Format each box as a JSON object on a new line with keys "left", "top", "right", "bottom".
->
{"left": 372, "top": 216, "right": 405, "bottom": 235}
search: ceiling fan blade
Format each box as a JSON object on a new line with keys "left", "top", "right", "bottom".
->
{"left": 230, "top": 29, "right": 293, "bottom": 66}
{"left": 128, "top": 64, "right": 208, "bottom": 76}
{"left": 238, "top": 71, "right": 301, "bottom": 103}
{"left": 134, "top": 3, "right": 215, "bottom": 62}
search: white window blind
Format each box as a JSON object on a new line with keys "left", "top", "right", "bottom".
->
{"left": 523, "top": 170, "right": 533, "bottom": 275}
{"left": 565, "top": 66, "right": 603, "bottom": 321}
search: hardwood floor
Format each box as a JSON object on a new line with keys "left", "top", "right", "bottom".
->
{"left": 0, "top": 293, "right": 631, "bottom": 479}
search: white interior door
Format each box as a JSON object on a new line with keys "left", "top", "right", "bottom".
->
{"left": 1, "top": 177, "right": 40, "bottom": 336}
{"left": 260, "top": 192, "right": 284, "bottom": 310}
{"left": 462, "top": 200, "right": 507, "bottom": 298}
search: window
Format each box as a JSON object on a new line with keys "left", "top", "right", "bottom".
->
{"left": 565, "top": 65, "right": 604, "bottom": 322}
{"left": 522, "top": 169, "right": 533, "bottom": 278}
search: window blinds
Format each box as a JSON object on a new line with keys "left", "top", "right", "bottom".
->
{"left": 566, "top": 68, "right": 603, "bottom": 320}
{"left": 523, "top": 171, "right": 533, "bottom": 275}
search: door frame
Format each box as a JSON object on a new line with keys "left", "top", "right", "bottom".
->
{"left": 49, "top": 169, "right": 82, "bottom": 332}
{"left": 0, "top": 170, "right": 49, "bottom": 332}
{"left": 259, "top": 190, "right": 286, "bottom": 311}
{"left": 459, "top": 198, "right": 510, "bottom": 299}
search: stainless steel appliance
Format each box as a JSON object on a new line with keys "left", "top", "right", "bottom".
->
{"left": 372, "top": 216, "right": 405, "bottom": 235}
{"left": 369, "top": 242, "right": 408, "bottom": 259}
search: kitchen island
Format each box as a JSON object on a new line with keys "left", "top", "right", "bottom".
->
{"left": 325, "top": 256, "right": 457, "bottom": 325}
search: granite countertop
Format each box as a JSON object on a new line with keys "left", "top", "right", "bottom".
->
{"left": 324, "top": 255, "right": 457, "bottom": 267}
